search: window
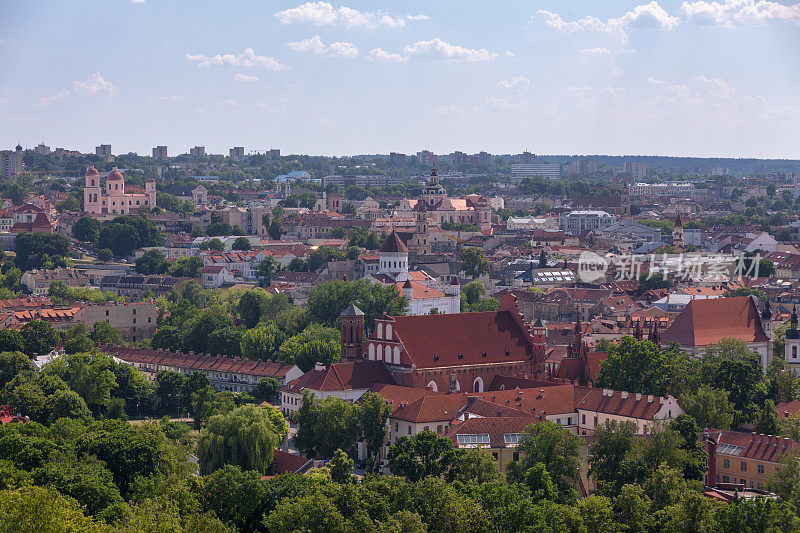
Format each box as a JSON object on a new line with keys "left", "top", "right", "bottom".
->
{"left": 407, "top": 426, "right": 411, "bottom": 435}
{"left": 740, "top": 461, "right": 747, "bottom": 471}
{"left": 513, "top": 452, "right": 519, "bottom": 461}
{"left": 395, "top": 423, "right": 398, "bottom": 432}
{"left": 503, "top": 434, "right": 521, "bottom": 445}
{"left": 722, "top": 475, "right": 730, "bottom": 483}
{"left": 455, "top": 434, "right": 490, "bottom": 446}
{"left": 793, "top": 346, "right": 797, "bottom": 358}
{"left": 593, "top": 416, "right": 598, "bottom": 426}
{"left": 132, "top": 318, "right": 136, "bottom": 323}
{"left": 491, "top": 452, "right": 498, "bottom": 460}
{"left": 757, "top": 464, "right": 764, "bottom": 474}
{"left": 582, "top": 414, "right": 586, "bottom": 424}
{"left": 723, "top": 458, "right": 730, "bottom": 468}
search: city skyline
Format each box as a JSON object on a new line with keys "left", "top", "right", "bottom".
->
{"left": 1, "top": 0, "right": 799, "bottom": 158}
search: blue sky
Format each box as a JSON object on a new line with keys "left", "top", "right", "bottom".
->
{"left": 1, "top": 0, "right": 799, "bottom": 158}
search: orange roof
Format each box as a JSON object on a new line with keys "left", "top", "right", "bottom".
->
{"left": 661, "top": 296, "right": 769, "bottom": 347}
{"left": 394, "top": 280, "right": 445, "bottom": 299}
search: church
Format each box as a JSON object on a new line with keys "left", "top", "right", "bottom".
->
{"left": 83, "top": 166, "right": 157, "bottom": 217}
{"left": 366, "top": 230, "right": 461, "bottom": 315}
{"left": 396, "top": 168, "right": 493, "bottom": 239}
{"left": 339, "top": 292, "right": 546, "bottom": 393}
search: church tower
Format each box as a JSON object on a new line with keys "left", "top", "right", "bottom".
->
{"left": 409, "top": 201, "right": 431, "bottom": 255}
{"left": 378, "top": 230, "right": 410, "bottom": 281}
{"left": 672, "top": 210, "right": 684, "bottom": 250}
{"left": 340, "top": 304, "right": 365, "bottom": 361}
{"left": 420, "top": 167, "right": 446, "bottom": 208}
{"left": 83, "top": 166, "right": 102, "bottom": 215}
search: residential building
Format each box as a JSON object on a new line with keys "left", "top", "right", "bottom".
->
{"left": 704, "top": 430, "right": 799, "bottom": 490}
{"left": 322, "top": 174, "right": 406, "bottom": 189}
{"left": 99, "top": 275, "right": 189, "bottom": 298}
{"left": 416, "top": 150, "right": 435, "bottom": 166}
{"left": 630, "top": 182, "right": 696, "bottom": 200}
{"left": 559, "top": 210, "right": 618, "bottom": 235}
{"left": 83, "top": 166, "right": 156, "bottom": 216}
{"left": 35, "top": 143, "right": 51, "bottom": 156}
{"left": 575, "top": 387, "right": 683, "bottom": 435}
{"left": 229, "top": 146, "right": 245, "bottom": 161}
{"left": 152, "top": 145, "right": 168, "bottom": 161}
{"left": 516, "top": 151, "right": 535, "bottom": 164}
{"left": 265, "top": 148, "right": 280, "bottom": 159}
{"left": 389, "top": 152, "right": 407, "bottom": 167}
{"left": 106, "top": 345, "right": 303, "bottom": 393}
{"left": 623, "top": 161, "right": 647, "bottom": 180}
{"left": 189, "top": 146, "right": 206, "bottom": 158}
{"left": 280, "top": 361, "right": 394, "bottom": 415}
{"left": 446, "top": 416, "right": 535, "bottom": 472}
{"left": 95, "top": 144, "right": 112, "bottom": 157}
{"left": 201, "top": 266, "right": 237, "bottom": 288}
{"left": 74, "top": 301, "right": 157, "bottom": 342}
{"left": 511, "top": 162, "right": 562, "bottom": 179}
{"left": 0, "top": 146, "right": 24, "bottom": 179}
{"left": 21, "top": 268, "right": 91, "bottom": 295}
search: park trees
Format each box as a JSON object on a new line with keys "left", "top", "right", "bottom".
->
{"left": 197, "top": 404, "right": 287, "bottom": 475}
{"left": 460, "top": 247, "right": 489, "bottom": 279}
{"left": 387, "top": 430, "right": 461, "bottom": 482}
{"left": 294, "top": 393, "right": 360, "bottom": 459}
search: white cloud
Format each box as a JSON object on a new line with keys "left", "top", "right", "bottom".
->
{"left": 274, "top": 2, "right": 427, "bottom": 29}
{"left": 367, "top": 48, "right": 409, "bottom": 62}
{"left": 38, "top": 72, "right": 117, "bottom": 107}
{"left": 681, "top": 0, "right": 800, "bottom": 26}
{"left": 498, "top": 75, "right": 530, "bottom": 89}
{"left": 536, "top": 2, "right": 679, "bottom": 45}
{"left": 0, "top": 97, "right": 6, "bottom": 104}
{"left": 484, "top": 94, "right": 528, "bottom": 112}
{"left": 72, "top": 72, "right": 117, "bottom": 98}
{"left": 403, "top": 38, "right": 498, "bottom": 62}
{"left": 433, "top": 105, "right": 463, "bottom": 117}
{"left": 150, "top": 95, "right": 185, "bottom": 102}
{"left": 130, "top": 0, "right": 146, "bottom": 4}
{"left": 646, "top": 77, "right": 665, "bottom": 84}
{"left": 695, "top": 74, "right": 735, "bottom": 97}
{"left": 186, "top": 48, "right": 288, "bottom": 70}
{"left": 233, "top": 73, "right": 260, "bottom": 83}
{"left": 221, "top": 99, "right": 239, "bottom": 106}
{"left": 581, "top": 47, "right": 612, "bottom": 54}
{"left": 505, "top": 50, "right": 515, "bottom": 57}
{"left": 286, "top": 35, "right": 359, "bottom": 57}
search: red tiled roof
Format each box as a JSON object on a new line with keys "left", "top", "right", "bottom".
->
{"left": 394, "top": 280, "right": 445, "bottom": 299}
{"left": 706, "top": 429, "right": 800, "bottom": 463}
{"left": 385, "top": 310, "right": 534, "bottom": 369}
{"left": 284, "top": 361, "right": 394, "bottom": 393}
{"left": 469, "top": 384, "right": 577, "bottom": 417}
{"left": 379, "top": 230, "right": 408, "bottom": 253}
{"left": 272, "top": 449, "right": 313, "bottom": 474}
{"left": 391, "top": 394, "right": 468, "bottom": 423}
{"left": 575, "top": 387, "right": 667, "bottom": 420}
{"left": 776, "top": 400, "right": 800, "bottom": 420}
{"left": 446, "top": 416, "right": 537, "bottom": 449}
{"left": 369, "top": 383, "right": 445, "bottom": 412}
{"left": 661, "top": 296, "right": 769, "bottom": 347}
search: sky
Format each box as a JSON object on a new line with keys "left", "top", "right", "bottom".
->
{"left": 1, "top": 0, "right": 799, "bottom": 158}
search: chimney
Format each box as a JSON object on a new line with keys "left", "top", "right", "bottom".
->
{"left": 621, "top": 391, "right": 628, "bottom": 399}
{"left": 314, "top": 362, "right": 326, "bottom": 371}
{"left": 647, "top": 395, "right": 654, "bottom": 402}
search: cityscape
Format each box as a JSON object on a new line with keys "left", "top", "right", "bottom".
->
{"left": 1, "top": 1, "right": 800, "bottom": 531}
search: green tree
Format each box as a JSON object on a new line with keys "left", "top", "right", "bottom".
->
{"left": 596, "top": 336, "right": 684, "bottom": 396}
{"left": 32, "top": 456, "right": 123, "bottom": 517}
{"left": 197, "top": 404, "right": 286, "bottom": 474}
{"left": 460, "top": 247, "right": 489, "bottom": 279}
{"left": 135, "top": 249, "right": 167, "bottom": 275}
{"left": 20, "top": 320, "right": 60, "bottom": 356}
{"left": 14, "top": 233, "right": 71, "bottom": 271}
{"left": 456, "top": 448, "right": 501, "bottom": 484}
{"left": 90, "top": 321, "right": 122, "bottom": 345}
{"left": 167, "top": 256, "right": 203, "bottom": 278}
{"left": 754, "top": 399, "right": 781, "bottom": 435}
{"left": 155, "top": 370, "right": 186, "bottom": 415}
{"left": 240, "top": 324, "right": 284, "bottom": 360}
{"left": 0, "top": 331, "right": 25, "bottom": 354}
{"left": 256, "top": 256, "right": 278, "bottom": 287}
{"left": 98, "top": 248, "right": 113, "bottom": 262}
{"left": 589, "top": 420, "right": 643, "bottom": 496}
{"left": 48, "top": 389, "right": 92, "bottom": 423}
{"left": 294, "top": 393, "right": 360, "bottom": 459}
{"left": 679, "top": 385, "right": 735, "bottom": 430}
{"left": 199, "top": 238, "right": 225, "bottom": 251}
{"left": 268, "top": 218, "right": 282, "bottom": 240}
{"left": 387, "top": 430, "right": 460, "bottom": 482}
{"left": 507, "top": 421, "right": 584, "bottom": 503}
{"left": 357, "top": 391, "right": 391, "bottom": 466}
{"left": 0, "top": 350, "right": 34, "bottom": 388}
{"left": 252, "top": 377, "right": 279, "bottom": 401}
{"left": 71, "top": 216, "right": 101, "bottom": 244}
{"left": 462, "top": 280, "right": 486, "bottom": 305}
{"left": 236, "top": 289, "right": 270, "bottom": 328}
{"left": 0, "top": 485, "right": 103, "bottom": 533}
{"left": 328, "top": 448, "right": 354, "bottom": 483}
{"left": 232, "top": 236, "right": 251, "bottom": 251}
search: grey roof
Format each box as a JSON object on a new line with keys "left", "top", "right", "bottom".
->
{"left": 340, "top": 304, "right": 364, "bottom": 316}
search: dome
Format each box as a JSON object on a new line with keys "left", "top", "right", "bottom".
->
{"left": 15, "top": 144, "right": 22, "bottom": 151}
{"left": 106, "top": 167, "right": 124, "bottom": 181}
{"left": 86, "top": 166, "right": 99, "bottom": 177}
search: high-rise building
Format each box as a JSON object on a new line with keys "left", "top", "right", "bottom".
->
{"left": 266, "top": 149, "right": 280, "bottom": 160}
{"left": 511, "top": 162, "right": 562, "bottom": 179}
{"left": 95, "top": 144, "right": 112, "bottom": 157}
{"left": 470, "top": 151, "right": 492, "bottom": 166}
{"left": 189, "top": 146, "right": 206, "bottom": 158}
{"left": 0, "top": 145, "right": 24, "bottom": 180}
{"left": 229, "top": 146, "right": 245, "bottom": 161}
{"left": 389, "top": 152, "right": 407, "bottom": 167}
{"left": 152, "top": 146, "right": 168, "bottom": 162}
{"left": 517, "top": 151, "right": 535, "bottom": 164}
{"left": 449, "top": 151, "right": 468, "bottom": 166}
{"left": 623, "top": 161, "right": 647, "bottom": 180}
{"left": 34, "top": 143, "right": 51, "bottom": 156}
{"left": 416, "top": 150, "right": 436, "bottom": 166}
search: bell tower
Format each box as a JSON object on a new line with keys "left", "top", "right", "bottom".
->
{"left": 340, "top": 304, "right": 365, "bottom": 361}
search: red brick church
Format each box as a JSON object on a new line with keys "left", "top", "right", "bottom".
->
{"left": 340, "top": 292, "right": 546, "bottom": 393}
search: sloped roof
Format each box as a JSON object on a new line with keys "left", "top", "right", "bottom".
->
{"left": 388, "top": 310, "right": 533, "bottom": 369}
{"left": 391, "top": 394, "right": 468, "bottom": 423}
{"left": 661, "top": 296, "right": 769, "bottom": 347}
{"left": 705, "top": 429, "right": 799, "bottom": 463}
{"left": 284, "top": 361, "right": 395, "bottom": 393}
{"left": 575, "top": 387, "right": 667, "bottom": 420}
{"left": 340, "top": 304, "right": 364, "bottom": 316}
{"left": 380, "top": 231, "right": 408, "bottom": 253}
{"left": 446, "top": 416, "right": 537, "bottom": 449}
{"left": 469, "top": 384, "right": 577, "bottom": 417}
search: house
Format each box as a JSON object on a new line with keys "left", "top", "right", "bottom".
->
{"left": 280, "top": 361, "right": 395, "bottom": 416}
{"left": 660, "top": 296, "right": 772, "bottom": 370}
{"left": 704, "top": 430, "right": 799, "bottom": 491}
{"left": 575, "top": 387, "right": 683, "bottom": 435}
{"left": 105, "top": 345, "right": 303, "bottom": 393}
{"left": 21, "top": 268, "right": 91, "bottom": 295}
{"left": 201, "top": 266, "right": 236, "bottom": 289}
{"left": 272, "top": 449, "right": 314, "bottom": 475}
{"left": 446, "top": 416, "right": 535, "bottom": 472}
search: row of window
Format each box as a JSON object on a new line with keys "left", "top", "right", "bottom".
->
{"left": 721, "top": 457, "right": 765, "bottom": 474}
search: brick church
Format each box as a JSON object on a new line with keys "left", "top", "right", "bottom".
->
{"left": 340, "top": 292, "right": 546, "bottom": 393}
